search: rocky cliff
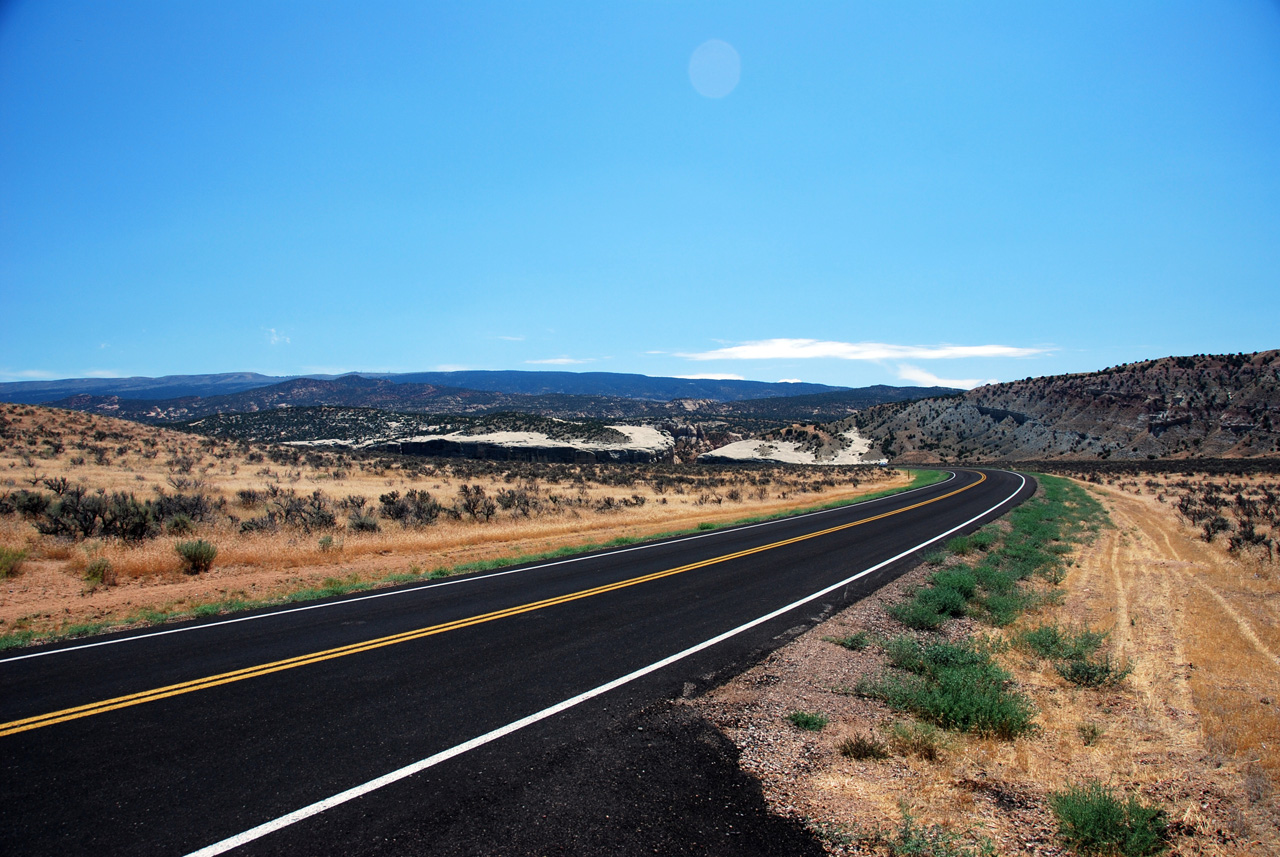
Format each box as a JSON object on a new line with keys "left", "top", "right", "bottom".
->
{"left": 852, "top": 351, "right": 1280, "bottom": 462}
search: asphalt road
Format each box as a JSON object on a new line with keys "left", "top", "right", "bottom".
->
{"left": 0, "top": 468, "right": 1033, "bottom": 856}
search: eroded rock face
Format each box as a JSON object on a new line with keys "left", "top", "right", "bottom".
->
{"left": 854, "top": 351, "right": 1280, "bottom": 462}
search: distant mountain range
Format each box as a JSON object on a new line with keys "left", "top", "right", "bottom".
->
{"left": 850, "top": 350, "right": 1280, "bottom": 462}
{"left": 0, "top": 370, "right": 848, "bottom": 405}
{"left": 24, "top": 373, "right": 958, "bottom": 433}
{"left": 13, "top": 353, "right": 1277, "bottom": 464}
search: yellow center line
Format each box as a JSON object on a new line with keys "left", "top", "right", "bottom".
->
{"left": 1, "top": 472, "right": 985, "bottom": 738}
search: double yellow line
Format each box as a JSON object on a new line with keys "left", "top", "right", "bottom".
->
{"left": 1, "top": 472, "right": 982, "bottom": 738}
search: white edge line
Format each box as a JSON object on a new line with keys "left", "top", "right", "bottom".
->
{"left": 183, "top": 471, "right": 1025, "bottom": 857}
{"left": 2, "top": 470, "right": 957, "bottom": 665}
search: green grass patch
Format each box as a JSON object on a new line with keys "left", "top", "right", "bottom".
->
{"left": 0, "top": 546, "right": 27, "bottom": 578}
{"left": 786, "top": 710, "right": 829, "bottom": 731}
{"left": 889, "top": 474, "right": 1108, "bottom": 634}
{"left": 0, "top": 629, "right": 36, "bottom": 651}
{"left": 858, "top": 638, "right": 1035, "bottom": 739}
{"left": 1050, "top": 780, "right": 1168, "bottom": 856}
{"left": 1017, "top": 624, "right": 1107, "bottom": 660}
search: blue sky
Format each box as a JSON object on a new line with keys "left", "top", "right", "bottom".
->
{"left": 2, "top": 1, "right": 1278, "bottom": 390}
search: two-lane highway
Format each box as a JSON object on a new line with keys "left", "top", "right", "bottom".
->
{"left": 1, "top": 468, "right": 1033, "bottom": 855}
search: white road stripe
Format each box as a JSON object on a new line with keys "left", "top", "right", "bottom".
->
{"left": 1, "top": 471, "right": 955, "bottom": 664}
{"left": 184, "top": 472, "right": 1025, "bottom": 856}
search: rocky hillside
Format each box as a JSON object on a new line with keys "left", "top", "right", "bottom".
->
{"left": 851, "top": 351, "right": 1280, "bottom": 462}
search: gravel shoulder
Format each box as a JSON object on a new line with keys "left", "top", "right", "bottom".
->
{"left": 685, "top": 478, "right": 1280, "bottom": 856}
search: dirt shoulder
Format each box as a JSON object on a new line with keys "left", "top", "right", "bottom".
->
{"left": 687, "top": 477, "right": 1279, "bottom": 856}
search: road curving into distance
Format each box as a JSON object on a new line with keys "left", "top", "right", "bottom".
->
{"left": 1, "top": 468, "right": 1034, "bottom": 856}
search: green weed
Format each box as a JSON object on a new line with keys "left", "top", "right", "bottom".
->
{"left": 0, "top": 546, "right": 26, "bottom": 578}
{"left": 1055, "top": 653, "right": 1133, "bottom": 688}
{"left": 823, "top": 630, "right": 871, "bottom": 651}
{"left": 786, "top": 710, "right": 829, "bottom": 731}
{"left": 175, "top": 539, "right": 217, "bottom": 574}
{"left": 1050, "top": 780, "right": 1168, "bottom": 856}
{"left": 860, "top": 639, "right": 1035, "bottom": 739}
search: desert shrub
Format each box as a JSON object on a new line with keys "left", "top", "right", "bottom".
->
{"left": 99, "top": 492, "right": 159, "bottom": 541}
{"left": 0, "top": 546, "right": 26, "bottom": 578}
{"left": 240, "top": 514, "right": 278, "bottom": 534}
{"left": 786, "top": 710, "right": 829, "bottom": 731}
{"left": 1050, "top": 780, "right": 1168, "bottom": 856}
{"left": 347, "top": 512, "right": 380, "bottom": 533}
{"left": 495, "top": 487, "right": 539, "bottom": 516}
{"left": 151, "top": 490, "right": 217, "bottom": 524}
{"left": 458, "top": 485, "right": 496, "bottom": 522}
{"left": 175, "top": 539, "right": 217, "bottom": 575}
{"left": 84, "top": 557, "right": 115, "bottom": 586}
{"left": 838, "top": 733, "right": 888, "bottom": 760}
{"left": 380, "top": 489, "right": 442, "bottom": 527}
{"left": 235, "top": 488, "right": 263, "bottom": 508}
{"left": 166, "top": 513, "right": 195, "bottom": 535}
{"left": 12, "top": 489, "right": 50, "bottom": 519}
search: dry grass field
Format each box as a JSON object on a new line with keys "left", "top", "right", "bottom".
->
{"left": 0, "top": 403, "right": 910, "bottom": 644}
{"left": 692, "top": 473, "right": 1280, "bottom": 856}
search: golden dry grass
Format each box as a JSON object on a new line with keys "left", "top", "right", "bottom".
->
{"left": 0, "top": 403, "right": 909, "bottom": 639}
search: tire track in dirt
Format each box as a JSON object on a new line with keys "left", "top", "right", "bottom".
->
{"left": 1095, "top": 492, "right": 1198, "bottom": 748}
{"left": 1102, "top": 487, "right": 1280, "bottom": 670}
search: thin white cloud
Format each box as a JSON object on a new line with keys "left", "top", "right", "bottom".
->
{"left": 525, "top": 357, "right": 594, "bottom": 365}
{"left": 302, "top": 366, "right": 360, "bottom": 376}
{"left": 433, "top": 364, "right": 471, "bottom": 372}
{"left": 84, "top": 369, "right": 123, "bottom": 378}
{"left": 267, "top": 328, "right": 291, "bottom": 346}
{"left": 896, "top": 364, "right": 998, "bottom": 390}
{"left": 0, "top": 369, "right": 57, "bottom": 381}
{"left": 778, "top": 378, "right": 804, "bottom": 383}
{"left": 674, "top": 373, "right": 746, "bottom": 381}
{"left": 678, "top": 338, "right": 1048, "bottom": 361}
{"left": 494, "top": 335, "right": 525, "bottom": 342}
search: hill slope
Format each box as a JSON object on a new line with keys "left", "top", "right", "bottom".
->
{"left": 852, "top": 351, "right": 1280, "bottom": 462}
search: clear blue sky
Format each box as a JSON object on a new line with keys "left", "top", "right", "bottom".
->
{"left": 3, "top": 1, "right": 1278, "bottom": 389}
